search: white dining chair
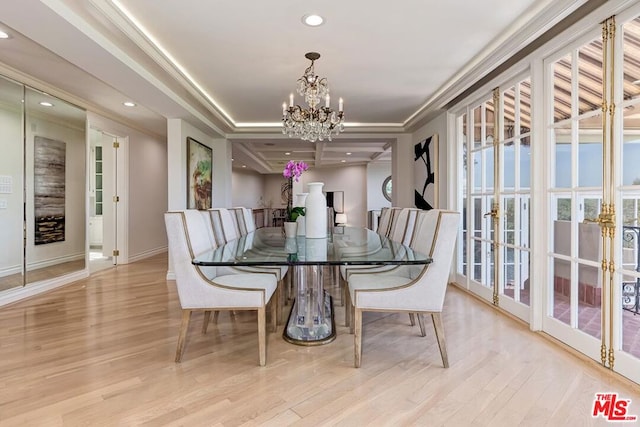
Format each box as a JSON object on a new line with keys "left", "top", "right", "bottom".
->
{"left": 165, "top": 210, "right": 278, "bottom": 365}
{"left": 340, "top": 207, "right": 418, "bottom": 324}
{"left": 347, "top": 210, "right": 460, "bottom": 368}
{"left": 211, "top": 208, "right": 288, "bottom": 323}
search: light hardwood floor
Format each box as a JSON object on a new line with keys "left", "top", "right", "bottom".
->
{"left": 0, "top": 253, "right": 638, "bottom": 426}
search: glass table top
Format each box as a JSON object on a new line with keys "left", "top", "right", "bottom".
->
{"left": 192, "top": 227, "right": 432, "bottom": 266}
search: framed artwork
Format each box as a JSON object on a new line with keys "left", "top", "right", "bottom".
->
{"left": 34, "top": 136, "right": 66, "bottom": 244}
{"left": 187, "top": 137, "right": 212, "bottom": 209}
{"left": 414, "top": 133, "right": 438, "bottom": 210}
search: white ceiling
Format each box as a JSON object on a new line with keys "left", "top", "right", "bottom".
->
{"left": 0, "top": 0, "right": 589, "bottom": 173}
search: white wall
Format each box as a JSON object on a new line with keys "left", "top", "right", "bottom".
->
{"left": 367, "top": 162, "right": 392, "bottom": 210}
{"left": 88, "top": 113, "right": 168, "bottom": 261}
{"left": 262, "top": 173, "right": 287, "bottom": 208}
{"left": 301, "top": 165, "right": 368, "bottom": 228}
{"left": 167, "top": 119, "right": 230, "bottom": 210}
{"left": 232, "top": 169, "right": 265, "bottom": 207}
{"left": 412, "top": 111, "right": 449, "bottom": 208}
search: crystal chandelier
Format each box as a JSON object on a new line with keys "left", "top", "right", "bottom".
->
{"left": 282, "top": 52, "right": 345, "bottom": 142}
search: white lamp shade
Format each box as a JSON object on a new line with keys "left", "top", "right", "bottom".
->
{"left": 335, "top": 213, "right": 347, "bottom": 225}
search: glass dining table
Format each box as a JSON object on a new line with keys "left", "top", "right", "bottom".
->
{"left": 192, "top": 227, "right": 431, "bottom": 345}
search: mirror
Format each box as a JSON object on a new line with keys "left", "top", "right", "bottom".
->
{"left": 0, "top": 76, "right": 25, "bottom": 292}
{"left": 25, "top": 87, "right": 86, "bottom": 285}
{"left": 382, "top": 176, "right": 392, "bottom": 202}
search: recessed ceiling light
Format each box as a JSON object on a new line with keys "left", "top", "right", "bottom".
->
{"left": 231, "top": 158, "right": 234, "bottom": 161}
{"left": 39, "top": 101, "right": 53, "bottom": 107}
{"left": 302, "top": 14, "right": 324, "bottom": 27}
{"left": 346, "top": 152, "right": 352, "bottom": 155}
{"left": 0, "top": 31, "right": 9, "bottom": 39}
{"left": 242, "top": 165, "right": 246, "bottom": 168}
{"left": 633, "top": 79, "right": 640, "bottom": 85}
{"left": 285, "top": 152, "right": 291, "bottom": 155}
{"left": 341, "top": 159, "right": 346, "bottom": 163}
{"left": 123, "top": 101, "right": 136, "bottom": 107}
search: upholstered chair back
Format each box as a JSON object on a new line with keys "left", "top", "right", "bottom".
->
{"left": 388, "top": 208, "right": 419, "bottom": 243}
{"left": 165, "top": 211, "right": 270, "bottom": 310}
{"left": 180, "top": 209, "right": 218, "bottom": 279}
{"left": 243, "top": 208, "right": 257, "bottom": 233}
{"left": 376, "top": 207, "right": 392, "bottom": 236}
{"left": 211, "top": 208, "right": 240, "bottom": 242}
{"left": 208, "top": 209, "right": 226, "bottom": 246}
{"left": 353, "top": 210, "right": 460, "bottom": 313}
{"left": 402, "top": 208, "right": 420, "bottom": 246}
{"left": 413, "top": 210, "right": 460, "bottom": 311}
{"left": 231, "top": 208, "right": 247, "bottom": 235}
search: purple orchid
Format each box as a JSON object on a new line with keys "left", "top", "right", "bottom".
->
{"left": 283, "top": 160, "right": 309, "bottom": 182}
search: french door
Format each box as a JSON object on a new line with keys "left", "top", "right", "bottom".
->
{"left": 458, "top": 75, "right": 532, "bottom": 322}
{"left": 545, "top": 12, "right": 640, "bottom": 383}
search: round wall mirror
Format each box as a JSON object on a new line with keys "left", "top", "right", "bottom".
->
{"left": 382, "top": 176, "right": 392, "bottom": 202}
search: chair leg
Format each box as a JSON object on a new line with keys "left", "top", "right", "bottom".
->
{"left": 409, "top": 313, "right": 416, "bottom": 326}
{"left": 276, "top": 280, "right": 284, "bottom": 325}
{"left": 258, "top": 307, "right": 267, "bottom": 366}
{"left": 269, "top": 296, "right": 277, "bottom": 333}
{"left": 417, "top": 313, "right": 426, "bottom": 337}
{"left": 344, "top": 284, "right": 351, "bottom": 328}
{"left": 354, "top": 308, "right": 363, "bottom": 368}
{"left": 431, "top": 313, "right": 449, "bottom": 368}
{"left": 349, "top": 301, "right": 356, "bottom": 334}
{"left": 202, "top": 310, "right": 211, "bottom": 334}
{"left": 213, "top": 311, "right": 220, "bottom": 323}
{"left": 335, "top": 266, "right": 344, "bottom": 306}
{"left": 175, "top": 310, "right": 192, "bottom": 363}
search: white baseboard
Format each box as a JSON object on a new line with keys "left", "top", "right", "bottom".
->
{"left": 0, "top": 269, "right": 89, "bottom": 307}
{"left": 127, "top": 246, "right": 167, "bottom": 264}
{"left": 27, "top": 253, "right": 85, "bottom": 271}
{"left": 0, "top": 265, "right": 22, "bottom": 278}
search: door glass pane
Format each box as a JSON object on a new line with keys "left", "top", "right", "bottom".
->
{"left": 577, "top": 39, "right": 603, "bottom": 116}
{"left": 620, "top": 227, "right": 640, "bottom": 358}
{"left": 520, "top": 79, "right": 532, "bottom": 133}
{"left": 473, "top": 196, "right": 482, "bottom": 238}
{"left": 622, "top": 110, "right": 640, "bottom": 186}
{"left": 622, "top": 17, "right": 640, "bottom": 102}
{"left": 553, "top": 54, "right": 572, "bottom": 123}
{"left": 554, "top": 124, "right": 571, "bottom": 188}
{"left": 473, "top": 151, "right": 482, "bottom": 191}
{"left": 578, "top": 265, "right": 601, "bottom": 339}
{"left": 520, "top": 140, "right": 531, "bottom": 189}
{"left": 503, "top": 142, "right": 515, "bottom": 189}
{"left": 578, "top": 116, "right": 603, "bottom": 188}
{"left": 551, "top": 257, "right": 571, "bottom": 325}
{"left": 473, "top": 106, "right": 482, "bottom": 148}
{"left": 503, "top": 197, "right": 515, "bottom": 244}
{"left": 486, "top": 146, "right": 494, "bottom": 190}
{"left": 503, "top": 86, "right": 516, "bottom": 140}
{"left": 473, "top": 239, "right": 482, "bottom": 282}
{"left": 462, "top": 114, "right": 468, "bottom": 189}
{"left": 485, "top": 100, "right": 495, "bottom": 146}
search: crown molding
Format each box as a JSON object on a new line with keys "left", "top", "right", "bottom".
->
{"left": 404, "top": 0, "right": 589, "bottom": 131}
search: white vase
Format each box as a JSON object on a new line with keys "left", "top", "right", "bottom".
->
{"left": 305, "top": 182, "right": 327, "bottom": 238}
{"left": 294, "top": 193, "right": 308, "bottom": 236}
{"left": 284, "top": 221, "right": 297, "bottom": 238}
